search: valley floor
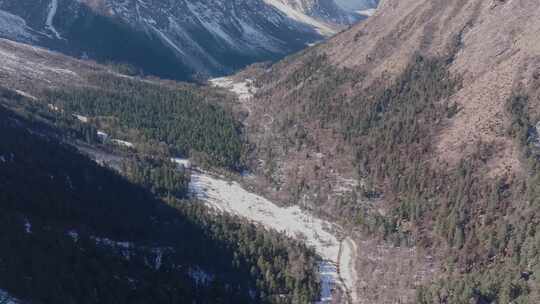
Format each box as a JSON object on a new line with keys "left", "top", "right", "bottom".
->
{"left": 208, "top": 76, "right": 361, "bottom": 303}
{"left": 190, "top": 170, "right": 359, "bottom": 303}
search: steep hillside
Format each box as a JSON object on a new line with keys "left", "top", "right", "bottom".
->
{"left": 0, "top": 104, "right": 321, "bottom": 304}
{"left": 225, "top": 0, "right": 540, "bottom": 302}
{"left": 0, "top": 40, "right": 323, "bottom": 303}
{"left": 335, "top": 0, "right": 379, "bottom": 11}
{"left": 0, "top": 0, "right": 362, "bottom": 81}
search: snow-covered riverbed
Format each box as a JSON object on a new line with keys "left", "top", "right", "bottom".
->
{"left": 190, "top": 171, "right": 358, "bottom": 303}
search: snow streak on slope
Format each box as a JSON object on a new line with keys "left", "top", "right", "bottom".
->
{"left": 357, "top": 8, "right": 377, "bottom": 17}
{"left": 46, "top": 0, "right": 62, "bottom": 39}
{"left": 263, "top": 0, "right": 336, "bottom": 36}
{"left": 190, "top": 171, "right": 359, "bottom": 303}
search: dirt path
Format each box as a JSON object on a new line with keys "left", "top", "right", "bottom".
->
{"left": 336, "top": 237, "right": 359, "bottom": 304}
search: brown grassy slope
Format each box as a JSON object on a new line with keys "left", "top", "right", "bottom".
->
{"left": 235, "top": 0, "right": 540, "bottom": 302}
{"left": 0, "top": 38, "right": 225, "bottom": 100}
{"left": 242, "top": 0, "right": 540, "bottom": 216}
{"left": 0, "top": 38, "right": 98, "bottom": 91}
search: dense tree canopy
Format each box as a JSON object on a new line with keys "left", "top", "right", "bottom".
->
{"left": 44, "top": 74, "right": 246, "bottom": 170}
{"left": 0, "top": 91, "right": 319, "bottom": 303}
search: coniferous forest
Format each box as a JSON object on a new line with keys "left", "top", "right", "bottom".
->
{"left": 250, "top": 36, "right": 540, "bottom": 301}
{"left": 44, "top": 74, "right": 246, "bottom": 170}
{"left": 0, "top": 86, "right": 320, "bottom": 304}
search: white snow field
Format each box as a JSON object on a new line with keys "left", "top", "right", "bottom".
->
{"left": 171, "top": 157, "right": 192, "bottom": 169}
{"left": 190, "top": 171, "right": 359, "bottom": 303}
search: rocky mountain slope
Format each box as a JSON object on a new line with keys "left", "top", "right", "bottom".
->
{"left": 224, "top": 0, "right": 540, "bottom": 302}
{"left": 0, "top": 0, "right": 364, "bottom": 81}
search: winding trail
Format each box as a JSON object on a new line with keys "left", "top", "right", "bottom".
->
{"left": 336, "top": 240, "right": 352, "bottom": 303}
{"left": 338, "top": 238, "right": 359, "bottom": 303}
{"left": 46, "top": 0, "right": 62, "bottom": 39}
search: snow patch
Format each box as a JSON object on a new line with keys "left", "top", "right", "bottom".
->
{"left": 356, "top": 8, "right": 377, "bottom": 17}
{"left": 210, "top": 77, "right": 256, "bottom": 102}
{"left": 263, "top": 0, "right": 336, "bottom": 36}
{"left": 46, "top": 0, "right": 62, "bottom": 39}
{"left": 171, "top": 158, "right": 191, "bottom": 169}
{"left": 97, "top": 131, "right": 108, "bottom": 140}
{"left": 112, "top": 139, "right": 134, "bottom": 148}
{"left": 73, "top": 114, "right": 89, "bottom": 123}
{"left": 48, "top": 104, "right": 60, "bottom": 112}
{"left": 14, "top": 90, "right": 37, "bottom": 100}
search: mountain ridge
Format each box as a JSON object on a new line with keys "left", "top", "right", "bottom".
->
{"left": 0, "top": 0, "right": 367, "bottom": 80}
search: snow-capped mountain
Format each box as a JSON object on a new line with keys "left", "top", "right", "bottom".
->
{"left": 0, "top": 0, "right": 362, "bottom": 81}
